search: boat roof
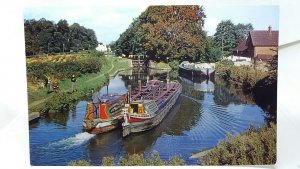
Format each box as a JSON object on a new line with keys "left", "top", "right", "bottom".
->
{"left": 101, "top": 94, "right": 125, "bottom": 102}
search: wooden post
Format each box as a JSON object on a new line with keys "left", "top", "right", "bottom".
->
{"left": 159, "top": 81, "right": 164, "bottom": 96}
{"left": 128, "top": 85, "right": 131, "bottom": 103}
{"left": 138, "top": 80, "right": 142, "bottom": 95}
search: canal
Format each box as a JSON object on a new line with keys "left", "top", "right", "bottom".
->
{"left": 29, "top": 69, "right": 268, "bottom": 165}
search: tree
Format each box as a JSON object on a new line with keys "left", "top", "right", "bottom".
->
{"left": 203, "top": 36, "right": 222, "bottom": 62}
{"left": 234, "top": 23, "right": 253, "bottom": 45}
{"left": 214, "top": 20, "right": 253, "bottom": 56}
{"left": 214, "top": 20, "right": 236, "bottom": 56}
{"left": 114, "top": 5, "right": 207, "bottom": 62}
{"left": 24, "top": 18, "right": 98, "bottom": 56}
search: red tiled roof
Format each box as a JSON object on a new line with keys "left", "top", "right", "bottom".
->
{"left": 249, "top": 30, "right": 278, "bottom": 47}
{"left": 233, "top": 39, "right": 248, "bottom": 52}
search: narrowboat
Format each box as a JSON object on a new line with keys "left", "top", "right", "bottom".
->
{"left": 121, "top": 80, "right": 182, "bottom": 137}
{"left": 83, "top": 93, "right": 127, "bottom": 134}
{"left": 179, "top": 61, "right": 215, "bottom": 79}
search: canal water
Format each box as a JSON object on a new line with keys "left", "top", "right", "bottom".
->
{"left": 29, "top": 69, "right": 267, "bottom": 165}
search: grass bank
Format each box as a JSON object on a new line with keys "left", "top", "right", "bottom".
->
{"left": 200, "top": 123, "right": 276, "bottom": 165}
{"left": 27, "top": 53, "right": 131, "bottom": 113}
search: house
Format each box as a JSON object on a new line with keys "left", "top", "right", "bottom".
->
{"left": 232, "top": 26, "right": 278, "bottom": 62}
{"left": 96, "top": 43, "right": 107, "bottom": 52}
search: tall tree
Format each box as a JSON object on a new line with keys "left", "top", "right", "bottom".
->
{"left": 24, "top": 18, "right": 98, "bottom": 56}
{"left": 204, "top": 36, "right": 222, "bottom": 62}
{"left": 214, "top": 20, "right": 253, "bottom": 56}
{"left": 214, "top": 20, "right": 236, "bottom": 56}
{"left": 234, "top": 23, "right": 253, "bottom": 45}
{"left": 114, "top": 5, "right": 206, "bottom": 62}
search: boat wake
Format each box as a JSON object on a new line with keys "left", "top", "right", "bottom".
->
{"left": 47, "top": 132, "right": 95, "bottom": 150}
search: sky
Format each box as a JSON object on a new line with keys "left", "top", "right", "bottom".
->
{"left": 24, "top": 5, "right": 279, "bottom": 44}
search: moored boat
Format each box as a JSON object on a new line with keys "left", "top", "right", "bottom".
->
{"left": 83, "top": 93, "right": 127, "bottom": 134}
{"left": 179, "top": 61, "right": 215, "bottom": 79}
{"left": 121, "top": 80, "right": 182, "bottom": 137}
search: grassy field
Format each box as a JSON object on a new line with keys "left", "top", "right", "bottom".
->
{"left": 27, "top": 54, "right": 131, "bottom": 113}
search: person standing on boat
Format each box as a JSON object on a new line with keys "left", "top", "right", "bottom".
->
{"left": 92, "top": 87, "right": 101, "bottom": 118}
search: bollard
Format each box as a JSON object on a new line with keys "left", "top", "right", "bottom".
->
{"left": 128, "top": 85, "right": 131, "bottom": 103}
{"left": 138, "top": 80, "right": 142, "bottom": 95}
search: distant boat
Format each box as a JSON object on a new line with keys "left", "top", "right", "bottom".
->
{"left": 179, "top": 61, "right": 215, "bottom": 79}
{"left": 121, "top": 80, "right": 182, "bottom": 137}
{"left": 83, "top": 93, "right": 127, "bottom": 134}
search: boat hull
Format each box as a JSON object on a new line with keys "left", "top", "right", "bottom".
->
{"left": 83, "top": 93, "right": 127, "bottom": 134}
{"left": 179, "top": 66, "right": 215, "bottom": 79}
{"left": 122, "top": 83, "right": 182, "bottom": 137}
{"left": 83, "top": 118, "right": 120, "bottom": 134}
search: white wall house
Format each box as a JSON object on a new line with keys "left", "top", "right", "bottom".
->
{"left": 96, "top": 44, "right": 107, "bottom": 52}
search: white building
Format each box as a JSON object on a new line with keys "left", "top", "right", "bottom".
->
{"left": 96, "top": 44, "right": 107, "bottom": 52}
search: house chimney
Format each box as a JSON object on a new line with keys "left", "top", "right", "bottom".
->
{"left": 268, "top": 25, "right": 272, "bottom": 35}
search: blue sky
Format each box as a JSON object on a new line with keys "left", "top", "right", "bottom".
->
{"left": 24, "top": 5, "right": 279, "bottom": 44}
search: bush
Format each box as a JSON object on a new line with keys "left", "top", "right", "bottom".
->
{"left": 68, "top": 160, "right": 92, "bottom": 166}
{"left": 118, "top": 151, "right": 185, "bottom": 166}
{"left": 169, "top": 60, "right": 179, "bottom": 70}
{"left": 216, "top": 63, "right": 268, "bottom": 91}
{"left": 44, "top": 92, "right": 70, "bottom": 112}
{"left": 68, "top": 151, "right": 186, "bottom": 166}
{"left": 202, "top": 123, "right": 276, "bottom": 165}
{"left": 102, "top": 156, "right": 115, "bottom": 166}
{"left": 27, "top": 53, "right": 105, "bottom": 84}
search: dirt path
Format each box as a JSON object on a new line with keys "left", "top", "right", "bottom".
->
{"left": 86, "top": 59, "right": 115, "bottom": 83}
{"left": 28, "top": 97, "right": 50, "bottom": 108}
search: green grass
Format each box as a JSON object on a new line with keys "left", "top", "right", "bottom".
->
{"left": 150, "top": 61, "right": 171, "bottom": 69}
{"left": 28, "top": 54, "right": 131, "bottom": 113}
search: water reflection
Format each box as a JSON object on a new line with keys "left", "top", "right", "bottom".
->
{"left": 43, "top": 111, "right": 69, "bottom": 126}
{"left": 180, "top": 76, "right": 215, "bottom": 93}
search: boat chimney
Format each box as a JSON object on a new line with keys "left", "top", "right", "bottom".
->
{"left": 128, "top": 85, "right": 131, "bottom": 103}
{"left": 159, "top": 81, "right": 164, "bottom": 95}
{"left": 268, "top": 25, "right": 272, "bottom": 35}
{"left": 138, "top": 80, "right": 142, "bottom": 95}
{"left": 166, "top": 73, "right": 170, "bottom": 84}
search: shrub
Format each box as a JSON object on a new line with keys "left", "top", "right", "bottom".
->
{"left": 27, "top": 53, "right": 105, "bottom": 84}
{"left": 216, "top": 63, "right": 268, "bottom": 91}
{"left": 102, "top": 156, "right": 115, "bottom": 166}
{"left": 68, "top": 160, "right": 92, "bottom": 166}
{"left": 169, "top": 60, "right": 179, "bottom": 70}
{"left": 202, "top": 123, "right": 276, "bottom": 165}
{"left": 44, "top": 92, "right": 70, "bottom": 112}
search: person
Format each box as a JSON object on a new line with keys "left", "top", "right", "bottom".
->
{"left": 92, "top": 87, "right": 101, "bottom": 118}
{"left": 44, "top": 76, "right": 50, "bottom": 93}
{"left": 52, "top": 80, "right": 59, "bottom": 92}
{"left": 71, "top": 74, "right": 77, "bottom": 92}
